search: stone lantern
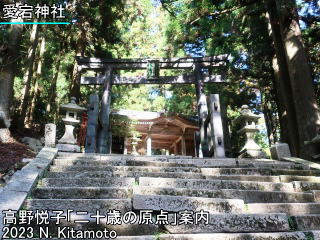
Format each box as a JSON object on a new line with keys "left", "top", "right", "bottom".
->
{"left": 131, "top": 135, "right": 141, "bottom": 156}
{"left": 235, "top": 105, "right": 267, "bottom": 158}
{"left": 57, "top": 97, "right": 86, "bottom": 152}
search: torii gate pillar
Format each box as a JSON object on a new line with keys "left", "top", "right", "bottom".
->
{"left": 96, "top": 67, "right": 113, "bottom": 154}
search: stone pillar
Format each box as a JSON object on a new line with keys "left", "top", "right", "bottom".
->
{"left": 194, "top": 63, "right": 209, "bottom": 158}
{"left": 108, "top": 132, "right": 112, "bottom": 154}
{"left": 97, "top": 67, "right": 112, "bottom": 154}
{"left": 45, "top": 123, "right": 56, "bottom": 147}
{"left": 220, "top": 96, "right": 232, "bottom": 156}
{"left": 166, "top": 149, "right": 170, "bottom": 156}
{"left": 124, "top": 137, "right": 128, "bottom": 155}
{"left": 147, "top": 135, "right": 152, "bottom": 156}
{"left": 270, "top": 143, "right": 291, "bottom": 160}
{"left": 85, "top": 93, "right": 99, "bottom": 153}
{"left": 208, "top": 94, "right": 226, "bottom": 158}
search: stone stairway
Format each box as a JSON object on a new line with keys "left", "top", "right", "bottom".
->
{"left": 22, "top": 153, "right": 320, "bottom": 239}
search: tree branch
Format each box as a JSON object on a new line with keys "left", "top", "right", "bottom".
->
{"left": 190, "top": 0, "right": 261, "bottom": 25}
{"left": 159, "top": 0, "right": 176, "bottom": 17}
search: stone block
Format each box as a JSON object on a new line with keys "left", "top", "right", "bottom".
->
{"left": 0, "top": 190, "right": 28, "bottom": 212}
{"left": 45, "top": 123, "right": 56, "bottom": 147}
{"left": 25, "top": 199, "right": 132, "bottom": 213}
{"left": 33, "top": 187, "right": 132, "bottom": 199}
{"left": 251, "top": 162, "right": 309, "bottom": 170}
{"left": 282, "top": 157, "right": 320, "bottom": 170}
{"left": 270, "top": 143, "right": 291, "bottom": 160}
{"left": 159, "top": 232, "right": 308, "bottom": 240}
{"left": 280, "top": 175, "right": 320, "bottom": 183}
{"left": 133, "top": 187, "right": 313, "bottom": 203}
{"left": 312, "top": 231, "right": 320, "bottom": 239}
{"left": 41, "top": 177, "right": 135, "bottom": 187}
{"left": 138, "top": 177, "right": 295, "bottom": 192}
{"left": 47, "top": 171, "right": 205, "bottom": 179}
{"left": 5, "top": 176, "right": 38, "bottom": 193}
{"left": 57, "top": 143, "right": 81, "bottom": 153}
{"left": 133, "top": 194, "right": 244, "bottom": 213}
{"left": 53, "top": 159, "right": 127, "bottom": 166}
{"left": 247, "top": 203, "right": 320, "bottom": 214}
{"left": 49, "top": 165, "right": 200, "bottom": 173}
{"left": 294, "top": 181, "right": 320, "bottom": 192}
{"left": 292, "top": 214, "right": 320, "bottom": 230}
{"left": 205, "top": 175, "right": 280, "bottom": 182}
{"left": 164, "top": 213, "right": 290, "bottom": 233}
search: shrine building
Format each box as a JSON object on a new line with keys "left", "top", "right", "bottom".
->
{"left": 110, "top": 110, "right": 199, "bottom": 157}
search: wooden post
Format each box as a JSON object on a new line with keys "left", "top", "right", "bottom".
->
{"left": 208, "top": 94, "right": 226, "bottom": 157}
{"left": 181, "top": 131, "right": 187, "bottom": 156}
{"left": 174, "top": 142, "right": 178, "bottom": 155}
{"left": 85, "top": 93, "right": 99, "bottom": 153}
{"left": 97, "top": 67, "right": 112, "bottom": 154}
{"left": 194, "top": 63, "right": 209, "bottom": 158}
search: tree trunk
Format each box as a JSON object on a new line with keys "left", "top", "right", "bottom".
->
{"left": 70, "top": 22, "right": 86, "bottom": 101}
{"left": 19, "top": 23, "right": 40, "bottom": 128}
{"left": 275, "top": 0, "right": 320, "bottom": 158}
{"left": 46, "top": 54, "right": 61, "bottom": 115}
{"left": 26, "top": 34, "right": 46, "bottom": 126}
{"left": 266, "top": 0, "right": 320, "bottom": 157}
{"left": 261, "top": 91, "right": 278, "bottom": 145}
{"left": 0, "top": 19, "right": 24, "bottom": 141}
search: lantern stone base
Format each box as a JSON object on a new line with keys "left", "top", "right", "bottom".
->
{"left": 238, "top": 140, "right": 268, "bottom": 159}
{"left": 57, "top": 143, "right": 81, "bottom": 153}
{"left": 238, "top": 148, "right": 268, "bottom": 159}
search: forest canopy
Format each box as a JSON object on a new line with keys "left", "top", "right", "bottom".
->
{"left": 0, "top": 0, "right": 319, "bottom": 158}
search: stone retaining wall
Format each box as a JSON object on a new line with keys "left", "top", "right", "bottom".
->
{"left": 0, "top": 147, "right": 58, "bottom": 239}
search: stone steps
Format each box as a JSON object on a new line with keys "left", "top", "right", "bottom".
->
{"left": 49, "top": 165, "right": 201, "bottom": 173}
{"left": 55, "top": 157, "right": 308, "bottom": 169}
{"left": 132, "top": 194, "right": 245, "bottom": 213}
{"left": 33, "top": 187, "right": 132, "bottom": 199}
{"left": 291, "top": 214, "right": 320, "bottom": 230}
{"left": 247, "top": 202, "right": 320, "bottom": 214}
{"left": 138, "top": 177, "right": 295, "bottom": 192}
{"left": 32, "top": 186, "right": 315, "bottom": 203}
{"left": 18, "top": 153, "right": 320, "bottom": 238}
{"left": 53, "top": 159, "right": 196, "bottom": 168}
{"left": 46, "top": 171, "right": 206, "bottom": 179}
{"left": 294, "top": 181, "right": 320, "bottom": 191}
{"left": 201, "top": 167, "right": 320, "bottom": 176}
{"left": 40, "top": 177, "right": 136, "bottom": 187}
{"left": 16, "top": 232, "right": 320, "bottom": 240}
{"left": 49, "top": 164, "right": 320, "bottom": 177}
{"left": 25, "top": 199, "right": 132, "bottom": 213}
{"left": 133, "top": 187, "right": 314, "bottom": 203}
{"left": 45, "top": 171, "right": 284, "bottom": 182}
{"left": 164, "top": 213, "right": 290, "bottom": 233}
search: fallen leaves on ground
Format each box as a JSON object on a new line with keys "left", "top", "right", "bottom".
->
{"left": 0, "top": 141, "right": 36, "bottom": 174}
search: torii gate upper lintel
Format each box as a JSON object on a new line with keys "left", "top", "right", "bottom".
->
{"left": 76, "top": 55, "right": 228, "bottom": 157}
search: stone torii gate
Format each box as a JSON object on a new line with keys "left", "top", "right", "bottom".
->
{"left": 76, "top": 55, "right": 228, "bottom": 157}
